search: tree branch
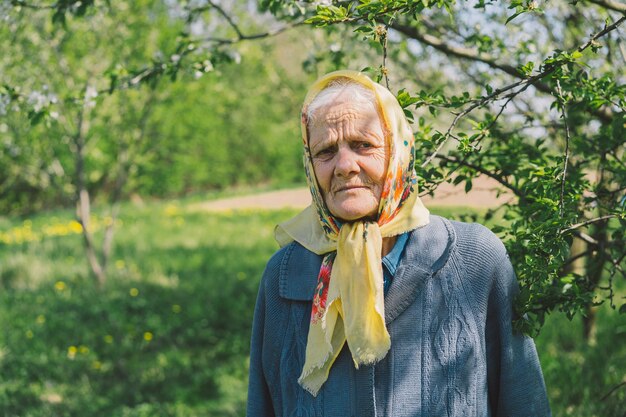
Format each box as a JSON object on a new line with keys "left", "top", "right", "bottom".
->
{"left": 577, "top": 15, "right": 626, "bottom": 53}
{"left": 586, "top": 0, "right": 626, "bottom": 13}
{"left": 560, "top": 214, "right": 621, "bottom": 234}
{"left": 201, "top": 23, "right": 298, "bottom": 45}
{"left": 391, "top": 22, "right": 524, "bottom": 79}
{"left": 561, "top": 249, "right": 595, "bottom": 270}
{"left": 435, "top": 154, "right": 524, "bottom": 197}
{"left": 600, "top": 380, "right": 626, "bottom": 402}
{"left": 185, "top": 1, "right": 304, "bottom": 45}
{"left": 205, "top": 0, "right": 244, "bottom": 38}
{"left": 555, "top": 79, "right": 571, "bottom": 217}
{"left": 573, "top": 230, "right": 600, "bottom": 246}
{"left": 420, "top": 78, "right": 531, "bottom": 168}
{"left": 381, "top": 24, "right": 390, "bottom": 89}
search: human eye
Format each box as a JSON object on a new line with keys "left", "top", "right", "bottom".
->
{"left": 314, "top": 145, "right": 336, "bottom": 159}
{"left": 354, "top": 141, "right": 374, "bottom": 150}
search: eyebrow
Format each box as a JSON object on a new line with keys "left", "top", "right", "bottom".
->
{"left": 310, "top": 137, "right": 337, "bottom": 153}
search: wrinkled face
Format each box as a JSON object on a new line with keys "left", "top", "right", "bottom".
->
{"left": 308, "top": 92, "right": 388, "bottom": 222}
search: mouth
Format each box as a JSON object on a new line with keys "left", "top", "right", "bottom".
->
{"left": 335, "top": 185, "right": 369, "bottom": 193}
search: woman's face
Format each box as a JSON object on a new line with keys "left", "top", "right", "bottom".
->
{"left": 308, "top": 93, "right": 388, "bottom": 221}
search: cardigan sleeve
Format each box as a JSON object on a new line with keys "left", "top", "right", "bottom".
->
{"left": 485, "top": 244, "right": 552, "bottom": 417}
{"left": 246, "top": 271, "right": 276, "bottom": 417}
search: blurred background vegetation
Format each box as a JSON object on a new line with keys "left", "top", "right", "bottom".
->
{"left": 0, "top": 0, "right": 311, "bottom": 214}
{"left": 1, "top": 0, "right": 625, "bottom": 416}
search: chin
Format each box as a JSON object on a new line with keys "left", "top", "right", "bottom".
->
{"left": 329, "top": 203, "right": 378, "bottom": 222}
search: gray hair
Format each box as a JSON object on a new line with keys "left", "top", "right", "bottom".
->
{"left": 305, "top": 78, "right": 377, "bottom": 125}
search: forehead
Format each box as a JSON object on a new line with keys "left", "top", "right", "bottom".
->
{"left": 308, "top": 94, "right": 381, "bottom": 133}
{"left": 309, "top": 87, "right": 377, "bottom": 123}
{"left": 308, "top": 105, "right": 383, "bottom": 151}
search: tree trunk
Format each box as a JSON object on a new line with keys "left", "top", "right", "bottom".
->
{"left": 582, "top": 306, "right": 597, "bottom": 344}
{"left": 73, "top": 89, "right": 108, "bottom": 287}
{"left": 583, "top": 221, "right": 608, "bottom": 344}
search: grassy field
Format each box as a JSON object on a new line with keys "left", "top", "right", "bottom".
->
{"left": 0, "top": 198, "right": 624, "bottom": 416}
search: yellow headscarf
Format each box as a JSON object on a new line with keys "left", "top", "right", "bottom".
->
{"left": 275, "top": 70, "right": 430, "bottom": 396}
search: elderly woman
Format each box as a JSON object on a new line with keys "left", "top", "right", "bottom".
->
{"left": 247, "top": 70, "right": 551, "bottom": 416}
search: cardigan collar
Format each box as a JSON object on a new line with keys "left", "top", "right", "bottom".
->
{"left": 278, "top": 215, "right": 455, "bottom": 310}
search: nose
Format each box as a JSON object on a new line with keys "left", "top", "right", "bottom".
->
{"left": 334, "top": 146, "right": 359, "bottom": 178}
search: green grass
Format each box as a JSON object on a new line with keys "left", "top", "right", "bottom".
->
{"left": 0, "top": 199, "right": 624, "bottom": 416}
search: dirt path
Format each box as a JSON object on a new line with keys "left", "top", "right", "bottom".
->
{"left": 195, "top": 176, "right": 511, "bottom": 211}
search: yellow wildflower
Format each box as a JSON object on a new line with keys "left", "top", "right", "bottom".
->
{"left": 164, "top": 204, "right": 179, "bottom": 216}
{"left": 68, "top": 221, "right": 83, "bottom": 233}
{"left": 67, "top": 346, "right": 77, "bottom": 359}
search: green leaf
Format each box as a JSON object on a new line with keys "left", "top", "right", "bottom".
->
{"left": 28, "top": 110, "right": 46, "bottom": 125}
{"left": 403, "top": 108, "right": 415, "bottom": 123}
{"left": 354, "top": 25, "right": 374, "bottom": 34}
{"left": 505, "top": 10, "right": 524, "bottom": 25}
{"left": 518, "top": 61, "right": 535, "bottom": 77}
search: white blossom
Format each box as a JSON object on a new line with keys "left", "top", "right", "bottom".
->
{"left": 27, "top": 91, "right": 48, "bottom": 112}
{"left": 71, "top": 1, "right": 83, "bottom": 11}
{"left": 84, "top": 85, "right": 98, "bottom": 108}
{"left": 25, "top": 88, "right": 58, "bottom": 113}
{"left": 230, "top": 51, "right": 241, "bottom": 64}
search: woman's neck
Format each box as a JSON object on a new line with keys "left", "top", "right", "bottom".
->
{"left": 381, "top": 236, "right": 397, "bottom": 258}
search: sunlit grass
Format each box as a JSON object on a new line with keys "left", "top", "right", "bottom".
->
{"left": 0, "top": 198, "right": 624, "bottom": 416}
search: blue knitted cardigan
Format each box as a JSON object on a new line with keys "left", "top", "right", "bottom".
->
{"left": 247, "top": 215, "right": 551, "bottom": 417}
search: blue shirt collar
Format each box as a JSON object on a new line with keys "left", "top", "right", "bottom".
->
{"left": 382, "top": 232, "right": 409, "bottom": 277}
